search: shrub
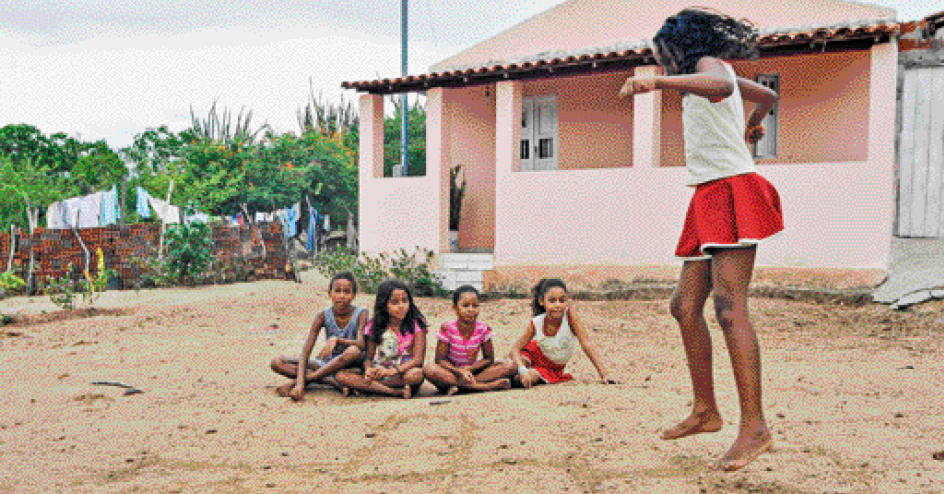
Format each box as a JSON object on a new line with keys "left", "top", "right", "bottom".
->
{"left": 0, "top": 271, "right": 25, "bottom": 298}
{"left": 162, "top": 220, "right": 214, "bottom": 283}
{"left": 313, "top": 247, "right": 446, "bottom": 296}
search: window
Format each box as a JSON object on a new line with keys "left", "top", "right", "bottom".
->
{"left": 520, "top": 96, "right": 559, "bottom": 171}
{"left": 753, "top": 74, "right": 779, "bottom": 159}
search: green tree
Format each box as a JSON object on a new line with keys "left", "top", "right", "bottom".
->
{"left": 384, "top": 96, "right": 426, "bottom": 177}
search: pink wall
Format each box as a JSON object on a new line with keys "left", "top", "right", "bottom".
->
{"left": 443, "top": 86, "right": 497, "bottom": 250}
{"left": 523, "top": 72, "right": 634, "bottom": 170}
{"left": 358, "top": 93, "right": 443, "bottom": 255}
{"left": 658, "top": 51, "right": 873, "bottom": 167}
{"left": 360, "top": 43, "right": 897, "bottom": 271}
{"left": 433, "top": 0, "right": 894, "bottom": 72}
{"left": 490, "top": 42, "right": 897, "bottom": 269}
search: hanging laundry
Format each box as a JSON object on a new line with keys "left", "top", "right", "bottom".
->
{"left": 307, "top": 208, "right": 318, "bottom": 251}
{"left": 46, "top": 201, "right": 69, "bottom": 229}
{"left": 235, "top": 213, "right": 245, "bottom": 227}
{"left": 323, "top": 214, "right": 330, "bottom": 232}
{"left": 62, "top": 192, "right": 103, "bottom": 228}
{"left": 147, "top": 196, "right": 182, "bottom": 224}
{"left": 100, "top": 186, "right": 120, "bottom": 226}
{"left": 185, "top": 213, "right": 209, "bottom": 224}
{"left": 136, "top": 186, "right": 151, "bottom": 219}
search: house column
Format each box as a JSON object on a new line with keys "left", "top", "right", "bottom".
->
{"left": 426, "top": 87, "right": 450, "bottom": 252}
{"left": 493, "top": 80, "right": 522, "bottom": 262}
{"left": 358, "top": 93, "right": 384, "bottom": 182}
{"left": 357, "top": 93, "right": 384, "bottom": 252}
{"left": 495, "top": 80, "right": 522, "bottom": 175}
{"left": 632, "top": 66, "right": 663, "bottom": 168}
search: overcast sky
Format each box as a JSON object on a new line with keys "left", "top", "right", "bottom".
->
{"left": 0, "top": 0, "right": 933, "bottom": 149}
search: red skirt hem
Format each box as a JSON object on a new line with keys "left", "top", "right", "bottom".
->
{"left": 675, "top": 173, "right": 784, "bottom": 259}
{"left": 521, "top": 341, "right": 573, "bottom": 384}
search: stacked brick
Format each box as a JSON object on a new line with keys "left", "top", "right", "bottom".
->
{"left": 0, "top": 222, "right": 289, "bottom": 289}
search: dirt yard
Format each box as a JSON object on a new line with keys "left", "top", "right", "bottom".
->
{"left": 1, "top": 271, "right": 942, "bottom": 494}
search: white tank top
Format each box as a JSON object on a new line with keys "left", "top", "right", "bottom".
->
{"left": 682, "top": 61, "right": 758, "bottom": 186}
{"left": 532, "top": 312, "right": 577, "bottom": 365}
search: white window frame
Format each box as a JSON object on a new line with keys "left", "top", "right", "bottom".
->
{"left": 752, "top": 74, "right": 779, "bottom": 159}
{"left": 520, "top": 95, "right": 559, "bottom": 171}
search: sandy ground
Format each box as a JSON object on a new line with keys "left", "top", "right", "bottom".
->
{"left": 1, "top": 271, "right": 943, "bottom": 494}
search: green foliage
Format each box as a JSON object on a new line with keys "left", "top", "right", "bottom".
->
{"left": 162, "top": 215, "right": 214, "bottom": 283}
{"left": 0, "top": 271, "right": 26, "bottom": 298}
{"left": 384, "top": 97, "right": 427, "bottom": 177}
{"left": 72, "top": 146, "right": 128, "bottom": 195}
{"left": 297, "top": 83, "right": 359, "bottom": 138}
{"left": 190, "top": 101, "right": 271, "bottom": 146}
{"left": 42, "top": 271, "right": 78, "bottom": 311}
{"left": 313, "top": 247, "right": 445, "bottom": 296}
{"left": 0, "top": 155, "right": 79, "bottom": 230}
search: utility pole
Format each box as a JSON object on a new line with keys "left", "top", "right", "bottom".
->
{"left": 401, "top": 0, "right": 409, "bottom": 176}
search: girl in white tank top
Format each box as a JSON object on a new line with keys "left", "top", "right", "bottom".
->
{"left": 618, "top": 8, "right": 779, "bottom": 473}
{"left": 507, "top": 279, "right": 616, "bottom": 386}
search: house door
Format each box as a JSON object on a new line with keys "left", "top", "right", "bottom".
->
{"left": 520, "top": 96, "right": 559, "bottom": 171}
{"left": 897, "top": 66, "right": 944, "bottom": 238}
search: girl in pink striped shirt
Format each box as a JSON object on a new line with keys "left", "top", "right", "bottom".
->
{"left": 423, "top": 285, "right": 512, "bottom": 395}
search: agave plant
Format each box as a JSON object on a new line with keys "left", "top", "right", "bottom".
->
{"left": 449, "top": 164, "right": 466, "bottom": 231}
{"left": 297, "top": 78, "right": 358, "bottom": 137}
{"left": 189, "top": 101, "right": 271, "bottom": 145}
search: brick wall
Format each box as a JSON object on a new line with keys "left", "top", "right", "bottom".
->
{"left": 0, "top": 222, "right": 290, "bottom": 288}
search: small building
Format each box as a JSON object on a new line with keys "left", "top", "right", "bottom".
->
{"left": 344, "top": 0, "right": 900, "bottom": 291}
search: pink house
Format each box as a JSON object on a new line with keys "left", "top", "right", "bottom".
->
{"left": 343, "top": 0, "right": 899, "bottom": 291}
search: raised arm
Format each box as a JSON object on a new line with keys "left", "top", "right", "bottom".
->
{"left": 620, "top": 57, "right": 734, "bottom": 101}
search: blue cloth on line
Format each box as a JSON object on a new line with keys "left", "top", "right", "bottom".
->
{"left": 100, "top": 186, "right": 120, "bottom": 226}
{"left": 136, "top": 186, "right": 151, "bottom": 219}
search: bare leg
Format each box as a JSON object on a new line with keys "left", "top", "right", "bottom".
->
{"left": 334, "top": 368, "right": 423, "bottom": 398}
{"left": 710, "top": 247, "right": 772, "bottom": 471}
{"left": 511, "top": 368, "right": 542, "bottom": 388}
{"left": 474, "top": 361, "right": 516, "bottom": 384}
{"left": 661, "top": 259, "right": 724, "bottom": 440}
{"left": 424, "top": 363, "right": 460, "bottom": 395}
{"left": 271, "top": 357, "right": 317, "bottom": 396}
{"left": 304, "top": 346, "right": 364, "bottom": 388}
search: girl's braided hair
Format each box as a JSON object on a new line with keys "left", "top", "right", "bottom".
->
{"left": 653, "top": 8, "right": 759, "bottom": 75}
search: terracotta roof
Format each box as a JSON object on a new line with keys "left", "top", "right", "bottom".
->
{"left": 342, "top": 18, "right": 899, "bottom": 94}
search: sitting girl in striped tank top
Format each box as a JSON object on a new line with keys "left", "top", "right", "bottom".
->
{"left": 423, "top": 285, "right": 512, "bottom": 395}
{"left": 508, "top": 278, "right": 616, "bottom": 388}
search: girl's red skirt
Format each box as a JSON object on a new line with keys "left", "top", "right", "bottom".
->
{"left": 676, "top": 172, "right": 784, "bottom": 260}
{"left": 521, "top": 341, "right": 573, "bottom": 384}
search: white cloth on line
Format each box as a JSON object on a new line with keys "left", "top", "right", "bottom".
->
{"left": 147, "top": 196, "right": 182, "bottom": 224}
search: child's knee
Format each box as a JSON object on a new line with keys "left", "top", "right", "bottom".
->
{"left": 403, "top": 368, "right": 425, "bottom": 386}
{"left": 270, "top": 357, "right": 286, "bottom": 371}
{"left": 669, "top": 296, "right": 700, "bottom": 321}
{"left": 422, "top": 363, "right": 441, "bottom": 378}
{"left": 711, "top": 293, "right": 740, "bottom": 329}
{"left": 341, "top": 345, "right": 363, "bottom": 360}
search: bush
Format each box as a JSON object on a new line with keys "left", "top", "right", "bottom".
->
{"left": 0, "top": 271, "right": 25, "bottom": 298}
{"left": 162, "top": 220, "right": 214, "bottom": 283}
{"left": 313, "top": 247, "right": 446, "bottom": 296}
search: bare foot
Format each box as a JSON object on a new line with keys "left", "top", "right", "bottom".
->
{"left": 660, "top": 410, "right": 723, "bottom": 440}
{"left": 492, "top": 378, "right": 512, "bottom": 390}
{"left": 342, "top": 387, "right": 352, "bottom": 397}
{"left": 715, "top": 431, "right": 773, "bottom": 472}
{"left": 402, "top": 386, "right": 413, "bottom": 399}
{"left": 275, "top": 383, "right": 293, "bottom": 397}
{"left": 446, "top": 386, "right": 460, "bottom": 396}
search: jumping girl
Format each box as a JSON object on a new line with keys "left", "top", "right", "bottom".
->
{"left": 270, "top": 271, "right": 369, "bottom": 401}
{"left": 618, "top": 8, "right": 782, "bottom": 472}
{"left": 334, "top": 279, "right": 428, "bottom": 398}
{"left": 423, "top": 285, "right": 512, "bottom": 395}
{"left": 508, "top": 278, "right": 616, "bottom": 388}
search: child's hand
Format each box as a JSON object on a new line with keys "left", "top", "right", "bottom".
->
{"left": 458, "top": 369, "right": 476, "bottom": 385}
{"left": 365, "top": 367, "right": 379, "bottom": 381}
{"left": 619, "top": 77, "right": 659, "bottom": 99}
{"left": 745, "top": 123, "right": 765, "bottom": 144}
{"left": 289, "top": 384, "right": 305, "bottom": 401}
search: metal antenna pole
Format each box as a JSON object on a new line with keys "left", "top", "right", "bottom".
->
{"left": 401, "top": 0, "right": 409, "bottom": 176}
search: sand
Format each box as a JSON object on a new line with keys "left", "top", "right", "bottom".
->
{"left": 1, "top": 271, "right": 942, "bottom": 494}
